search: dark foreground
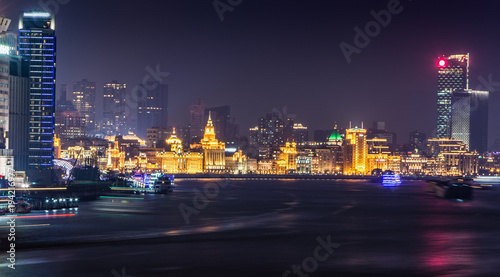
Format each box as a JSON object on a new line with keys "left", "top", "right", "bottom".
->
{"left": 1, "top": 179, "right": 500, "bottom": 277}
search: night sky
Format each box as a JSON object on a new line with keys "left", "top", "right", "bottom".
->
{"left": 3, "top": 0, "right": 500, "bottom": 146}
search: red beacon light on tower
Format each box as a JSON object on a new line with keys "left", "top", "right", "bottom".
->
{"left": 438, "top": 58, "right": 447, "bottom": 67}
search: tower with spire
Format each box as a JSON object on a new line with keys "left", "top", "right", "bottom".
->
{"left": 201, "top": 112, "right": 226, "bottom": 172}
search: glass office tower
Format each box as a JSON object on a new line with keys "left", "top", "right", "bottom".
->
{"left": 18, "top": 11, "right": 56, "bottom": 182}
{"left": 436, "top": 54, "right": 468, "bottom": 139}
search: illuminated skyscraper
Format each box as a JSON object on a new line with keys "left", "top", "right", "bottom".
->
{"left": 102, "top": 80, "right": 126, "bottom": 135}
{"left": 18, "top": 11, "right": 56, "bottom": 181}
{"left": 8, "top": 56, "right": 30, "bottom": 173}
{"left": 190, "top": 99, "right": 206, "bottom": 143}
{"left": 451, "top": 89, "right": 489, "bottom": 153}
{"left": 137, "top": 84, "right": 168, "bottom": 139}
{"left": 409, "top": 130, "right": 427, "bottom": 155}
{"left": 292, "top": 123, "right": 308, "bottom": 143}
{"left": 73, "top": 79, "right": 96, "bottom": 134}
{"left": 343, "top": 126, "right": 368, "bottom": 175}
{"left": 436, "top": 54, "right": 469, "bottom": 138}
{"left": 251, "top": 112, "right": 294, "bottom": 146}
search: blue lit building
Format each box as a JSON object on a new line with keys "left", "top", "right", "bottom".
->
{"left": 18, "top": 11, "right": 56, "bottom": 182}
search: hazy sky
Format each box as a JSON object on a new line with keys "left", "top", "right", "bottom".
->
{"left": 4, "top": 0, "right": 500, "bottom": 145}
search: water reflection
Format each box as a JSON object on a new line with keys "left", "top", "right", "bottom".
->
{"left": 420, "top": 216, "right": 476, "bottom": 276}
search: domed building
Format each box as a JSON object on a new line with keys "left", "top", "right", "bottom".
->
{"left": 327, "top": 125, "right": 343, "bottom": 146}
{"left": 157, "top": 128, "right": 203, "bottom": 174}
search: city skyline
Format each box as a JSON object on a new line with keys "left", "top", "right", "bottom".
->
{"left": 3, "top": 0, "right": 500, "bottom": 145}
{"left": 3, "top": 3, "right": 500, "bottom": 276}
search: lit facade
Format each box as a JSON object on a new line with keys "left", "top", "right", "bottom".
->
{"left": 409, "top": 130, "right": 427, "bottom": 155}
{"left": 8, "top": 55, "right": 30, "bottom": 172}
{"left": 106, "top": 141, "right": 125, "bottom": 171}
{"left": 251, "top": 112, "right": 294, "bottom": 147}
{"left": 157, "top": 128, "right": 203, "bottom": 174}
{"left": 102, "top": 81, "right": 127, "bottom": 135}
{"left": 427, "top": 138, "right": 478, "bottom": 175}
{"left": 279, "top": 141, "right": 297, "bottom": 173}
{"left": 55, "top": 110, "right": 85, "bottom": 138}
{"left": 18, "top": 11, "right": 56, "bottom": 179}
{"left": 400, "top": 154, "right": 428, "bottom": 175}
{"left": 343, "top": 127, "right": 368, "bottom": 175}
{"left": 225, "top": 150, "right": 248, "bottom": 174}
{"left": 72, "top": 79, "right": 96, "bottom": 134}
{"left": 201, "top": 112, "right": 225, "bottom": 172}
{"left": 292, "top": 123, "right": 309, "bottom": 144}
{"left": 437, "top": 54, "right": 469, "bottom": 139}
{"left": 451, "top": 89, "right": 489, "bottom": 153}
{"left": 137, "top": 84, "right": 168, "bottom": 138}
{"left": 190, "top": 99, "right": 206, "bottom": 142}
{"left": 53, "top": 134, "right": 60, "bottom": 159}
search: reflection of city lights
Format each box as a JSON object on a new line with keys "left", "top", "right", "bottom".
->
{"left": 4, "top": 214, "right": 75, "bottom": 219}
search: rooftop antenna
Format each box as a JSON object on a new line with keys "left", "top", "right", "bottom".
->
{"left": 361, "top": 121, "right": 364, "bottom": 129}
{"left": 349, "top": 121, "right": 352, "bottom": 129}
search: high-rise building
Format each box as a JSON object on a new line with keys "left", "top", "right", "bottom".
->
{"left": 0, "top": 52, "right": 9, "bottom": 150}
{"left": 292, "top": 123, "right": 308, "bottom": 143}
{"left": 18, "top": 11, "right": 56, "bottom": 181}
{"left": 102, "top": 80, "right": 126, "bottom": 135}
{"left": 55, "top": 110, "right": 85, "bottom": 139}
{"left": 8, "top": 55, "right": 30, "bottom": 173}
{"left": 1, "top": 18, "right": 30, "bottom": 174}
{"left": 59, "top": 84, "right": 67, "bottom": 102}
{"left": 437, "top": 54, "right": 469, "bottom": 138}
{"left": 137, "top": 84, "right": 168, "bottom": 139}
{"left": 145, "top": 127, "right": 169, "bottom": 148}
{"left": 409, "top": 130, "right": 427, "bottom": 155}
{"left": 469, "top": 90, "right": 489, "bottom": 153}
{"left": 367, "top": 121, "right": 397, "bottom": 149}
{"left": 205, "top": 105, "right": 239, "bottom": 143}
{"left": 250, "top": 112, "right": 294, "bottom": 146}
{"left": 190, "top": 99, "right": 206, "bottom": 143}
{"left": 73, "top": 79, "right": 96, "bottom": 134}
{"left": 343, "top": 126, "right": 368, "bottom": 175}
{"left": 451, "top": 89, "right": 489, "bottom": 153}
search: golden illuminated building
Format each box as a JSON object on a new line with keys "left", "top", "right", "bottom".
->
{"left": 226, "top": 150, "right": 248, "bottom": 174}
{"left": 166, "top": 128, "right": 183, "bottom": 153}
{"left": 366, "top": 137, "right": 401, "bottom": 173}
{"left": 201, "top": 112, "right": 225, "bottom": 172}
{"left": 157, "top": 128, "right": 203, "bottom": 174}
{"left": 343, "top": 126, "right": 368, "bottom": 175}
{"left": 106, "top": 141, "right": 125, "bottom": 171}
{"left": 278, "top": 141, "right": 297, "bottom": 174}
{"left": 54, "top": 134, "right": 61, "bottom": 159}
{"left": 427, "top": 138, "right": 478, "bottom": 175}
